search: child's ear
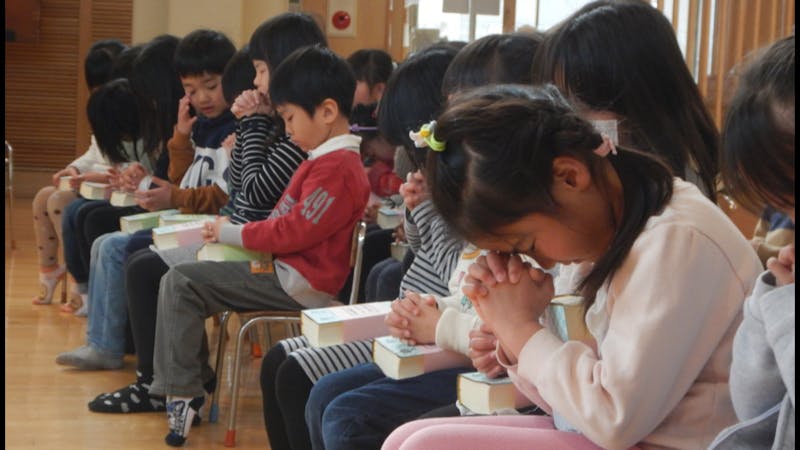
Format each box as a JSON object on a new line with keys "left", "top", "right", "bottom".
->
{"left": 551, "top": 156, "right": 591, "bottom": 192}
{"left": 319, "top": 98, "right": 340, "bottom": 124}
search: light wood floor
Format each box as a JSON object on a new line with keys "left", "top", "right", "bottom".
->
{"left": 5, "top": 196, "right": 281, "bottom": 449}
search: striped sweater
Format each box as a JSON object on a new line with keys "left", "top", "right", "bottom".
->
{"left": 226, "top": 114, "right": 306, "bottom": 224}
{"left": 400, "top": 200, "right": 467, "bottom": 297}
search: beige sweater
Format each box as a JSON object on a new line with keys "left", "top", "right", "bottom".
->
{"left": 498, "top": 180, "right": 763, "bottom": 450}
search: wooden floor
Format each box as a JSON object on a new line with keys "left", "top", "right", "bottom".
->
{"left": 4, "top": 196, "right": 281, "bottom": 449}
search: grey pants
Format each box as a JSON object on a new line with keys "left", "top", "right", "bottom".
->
{"left": 150, "top": 260, "right": 304, "bottom": 397}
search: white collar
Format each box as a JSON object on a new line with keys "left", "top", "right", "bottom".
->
{"left": 308, "top": 134, "right": 362, "bottom": 160}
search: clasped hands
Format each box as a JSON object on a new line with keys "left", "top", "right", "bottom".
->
{"left": 384, "top": 291, "right": 441, "bottom": 346}
{"left": 463, "top": 252, "right": 554, "bottom": 370}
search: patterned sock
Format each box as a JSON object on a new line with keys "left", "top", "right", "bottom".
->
{"left": 165, "top": 395, "right": 204, "bottom": 447}
{"left": 88, "top": 372, "right": 166, "bottom": 413}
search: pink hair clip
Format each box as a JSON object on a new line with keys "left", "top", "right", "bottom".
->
{"left": 593, "top": 134, "right": 617, "bottom": 157}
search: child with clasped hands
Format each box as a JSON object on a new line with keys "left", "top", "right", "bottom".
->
{"left": 381, "top": 84, "right": 763, "bottom": 450}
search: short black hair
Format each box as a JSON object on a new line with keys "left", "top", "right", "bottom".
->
{"left": 110, "top": 44, "right": 144, "bottom": 80}
{"left": 85, "top": 39, "right": 127, "bottom": 89}
{"left": 174, "top": 29, "right": 236, "bottom": 78}
{"left": 721, "top": 35, "right": 795, "bottom": 214}
{"left": 347, "top": 49, "right": 393, "bottom": 89}
{"left": 249, "top": 12, "right": 327, "bottom": 72}
{"left": 222, "top": 46, "right": 256, "bottom": 105}
{"left": 86, "top": 78, "right": 140, "bottom": 164}
{"left": 269, "top": 45, "right": 356, "bottom": 118}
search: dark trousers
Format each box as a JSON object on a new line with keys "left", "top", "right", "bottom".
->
{"left": 261, "top": 344, "right": 315, "bottom": 450}
{"left": 125, "top": 248, "right": 168, "bottom": 377}
{"left": 62, "top": 199, "right": 140, "bottom": 284}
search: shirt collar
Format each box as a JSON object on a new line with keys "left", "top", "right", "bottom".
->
{"left": 308, "top": 134, "right": 362, "bottom": 160}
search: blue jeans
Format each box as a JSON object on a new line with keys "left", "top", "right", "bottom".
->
{"left": 307, "top": 362, "right": 471, "bottom": 450}
{"left": 62, "top": 197, "right": 94, "bottom": 287}
{"left": 86, "top": 231, "right": 132, "bottom": 357}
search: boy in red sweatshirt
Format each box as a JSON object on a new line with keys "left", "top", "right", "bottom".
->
{"left": 149, "top": 45, "right": 370, "bottom": 446}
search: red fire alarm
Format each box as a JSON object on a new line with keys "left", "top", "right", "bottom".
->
{"left": 332, "top": 10, "right": 351, "bottom": 30}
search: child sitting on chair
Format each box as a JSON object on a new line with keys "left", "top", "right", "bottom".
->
{"left": 148, "top": 45, "right": 370, "bottom": 447}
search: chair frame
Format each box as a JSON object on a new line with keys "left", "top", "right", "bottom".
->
{"left": 209, "top": 220, "right": 368, "bottom": 447}
{"left": 5, "top": 140, "right": 15, "bottom": 250}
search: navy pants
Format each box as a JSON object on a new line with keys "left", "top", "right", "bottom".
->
{"left": 306, "top": 362, "right": 471, "bottom": 450}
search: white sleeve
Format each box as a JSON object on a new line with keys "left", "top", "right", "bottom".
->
{"left": 69, "top": 135, "right": 111, "bottom": 173}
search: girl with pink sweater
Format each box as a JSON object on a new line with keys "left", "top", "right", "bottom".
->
{"left": 381, "top": 84, "right": 762, "bottom": 450}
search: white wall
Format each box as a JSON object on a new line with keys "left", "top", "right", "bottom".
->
{"left": 132, "top": 0, "right": 288, "bottom": 47}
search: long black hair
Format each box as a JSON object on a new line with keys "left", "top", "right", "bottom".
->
{"left": 534, "top": 0, "right": 718, "bottom": 199}
{"left": 428, "top": 84, "right": 673, "bottom": 305}
{"left": 377, "top": 44, "right": 457, "bottom": 170}
{"left": 86, "top": 78, "right": 140, "bottom": 164}
{"left": 129, "top": 35, "right": 183, "bottom": 156}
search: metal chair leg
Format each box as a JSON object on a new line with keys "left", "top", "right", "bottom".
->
{"left": 4, "top": 140, "right": 14, "bottom": 250}
{"left": 209, "top": 311, "right": 231, "bottom": 423}
{"left": 225, "top": 315, "right": 299, "bottom": 447}
{"left": 248, "top": 326, "right": 262, "bottom": 358}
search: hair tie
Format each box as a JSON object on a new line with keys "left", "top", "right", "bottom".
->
{"left": 593, "top": 134, "right": 617, "bottom": 157}
{"left": 409, "top": 120, "right": 446, "bottom": 152}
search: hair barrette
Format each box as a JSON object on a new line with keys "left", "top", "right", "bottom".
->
{"left": 409, "top": 120, "right": 446, "bottom": 152}
{"left": 593, "top": 134, "right": 618, "bottom": 157}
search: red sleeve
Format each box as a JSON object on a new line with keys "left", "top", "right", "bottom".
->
{"left": 241, "top": 157, "right": 365, "bottom": 254}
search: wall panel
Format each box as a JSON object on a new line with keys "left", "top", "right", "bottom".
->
{"left": 5, "top": 0, "right": 132, "bottom": 171}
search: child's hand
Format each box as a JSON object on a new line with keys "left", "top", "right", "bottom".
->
{"left": 468, "top": 323, "right": 506, "bottom": 378}
{"left": 176, "top": 95, "right": 198, "bottom": 135}
{"left": 51, "top": 166, "right": 79, "bottom": 186}
{"left": 107, "top": 168, "right": 122, "bottom": 190}
{"left": 462, "top": 252, "right": 528, "bottom": 300}
{"left": 362, "top": 203, "right": 379, "bottom": 223}
{"left": 385, "top": 291, "right": 441, "bottom": 346}
{"left": 68, "top": 174, "right": 85, "bottom": 189}
{"left": 202, "top": 216, "right": 229, "bottom": 243}
{"left": 468, "top": 260, "right": 553, "bottom": 357}
{"left": 222, "top": 132, "right": 236, "bottom": 159}
{"left": 767, "top": 243, "right": 795, "bottom": 286}
{"left": 231, "top": 89, "right": 272, "bottom": 118}
{"left": 120, "top": 163, "right": 148, "bottom": 192}
{"left": 398, "top": 171, "right": 429, "bottom": 211}
{"left": 134, "top": 176, "right": 173, "bottom": 211}
{"left": 392, "top": 224, "right": 406, "bottom": 243}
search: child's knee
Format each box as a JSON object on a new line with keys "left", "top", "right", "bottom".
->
{"left": 33, "top": 186, "right": 55, "bottom": 212}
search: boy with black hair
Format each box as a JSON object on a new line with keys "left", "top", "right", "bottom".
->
{"left": 149, "top": 44, "right": 370, "bottom": 447}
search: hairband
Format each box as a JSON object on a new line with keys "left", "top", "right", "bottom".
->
{"left": 594, "top": 134, "right": 618, "bottom": 157}
{"left": 350, "top": 124, "right": 379, "bottom": 133}
{"left": 409, "top": 121, "right": 446, "bottom": 152}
